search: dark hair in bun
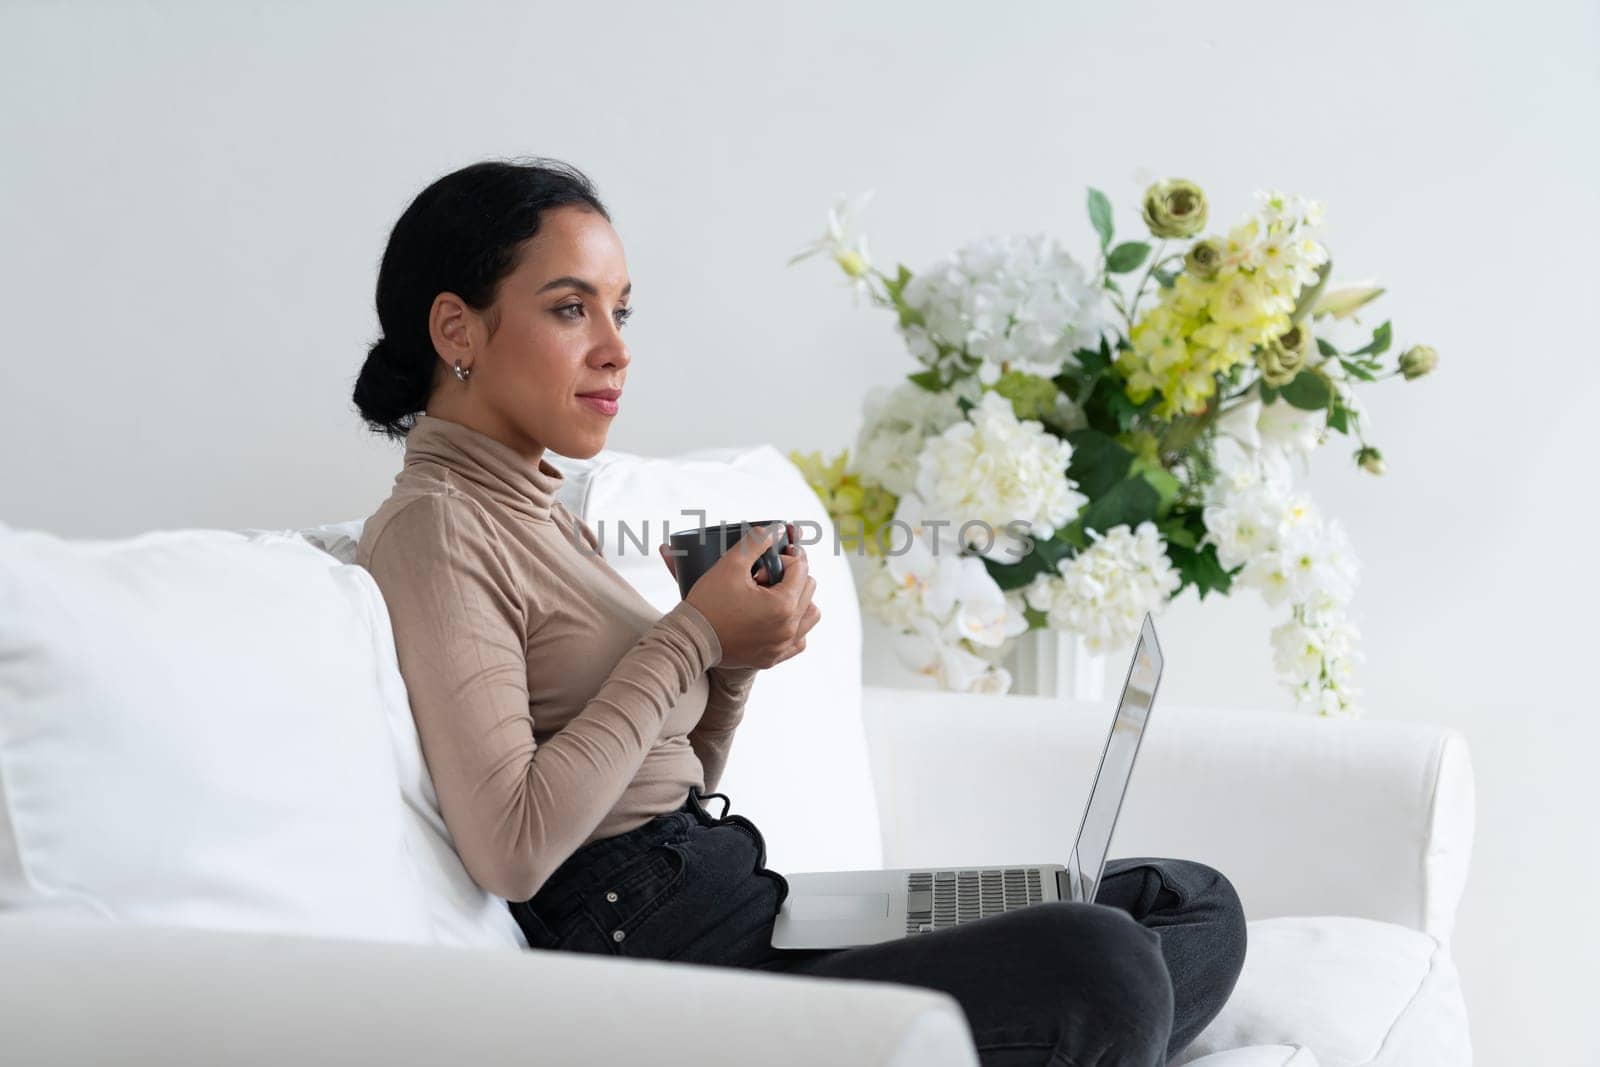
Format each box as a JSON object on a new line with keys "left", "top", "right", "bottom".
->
{"left": 351, "top": 157, "right": 610, "bottom": 441}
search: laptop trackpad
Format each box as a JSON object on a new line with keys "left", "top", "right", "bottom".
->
{"left": 790, "top": 893, "right": 891, "bottom": 920}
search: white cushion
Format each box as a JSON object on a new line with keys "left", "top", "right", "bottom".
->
{"left": 1183, "top": 1047, "right": 1320, "bottom": 1066}
{"left": 546, "top": 443, "right": 880, "bottom": 873}
{"left": 0, "top": 525, "right": 434, "bottom": 945}
{"left": 282, "top": 518, "right": 527, "bottom": 952}
{"left": 1173, "top": 916, "right": 1471, "bottom": 1067}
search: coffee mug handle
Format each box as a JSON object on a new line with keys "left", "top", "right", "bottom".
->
{"left": 753, "top": 524, "right": 784, "bottom": 587}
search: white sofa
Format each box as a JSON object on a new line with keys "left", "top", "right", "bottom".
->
{"left": 0, "top": 441, "right": 1473, "bottom": 1066}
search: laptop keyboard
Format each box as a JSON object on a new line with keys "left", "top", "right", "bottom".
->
{"left": 905, "top": 868, "right": 1044, "bottom": 935}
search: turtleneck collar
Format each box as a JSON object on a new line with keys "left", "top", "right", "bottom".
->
{"left": 403, "top": 412, "right": 566, "bottom": 524}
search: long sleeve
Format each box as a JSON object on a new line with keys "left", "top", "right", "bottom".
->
{"left": 362, "top": 493, "right": 720, "bottom": 902}
{"left": 688, "top": 665, "right": 760, "bottom": 793}
{"left": 563, "top": 500, "right": 757, "bottom": 794}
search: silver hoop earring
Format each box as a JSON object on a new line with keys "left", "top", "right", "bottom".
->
{"left": 454, "top": 360, "right": 472, "bottom": 382}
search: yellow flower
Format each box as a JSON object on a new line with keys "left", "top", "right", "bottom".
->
{"left": 1208, "top": 273, "right": 1270, "bottom": 329}
{"left": 786, "top": 448, "right": 899, "bottom": 558}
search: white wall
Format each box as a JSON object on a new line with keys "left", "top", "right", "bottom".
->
{"left": 3, "top": 1, "right": 1595, "bottom": 1060}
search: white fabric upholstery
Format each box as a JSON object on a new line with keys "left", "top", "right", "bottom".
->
{"left": 0, "top": 526, "right": 434, "bottom": 944}
{"left": 1184, "top": 1047, "right": 1320, "bottom": 1066}
{"left": 862, "top": 685, "right": 1474, "bottom": 1063}
{"left": 1173, "top": 917, "right": 1469, "bottom": 1066}
{"left": 861, "top": 686, "right": 1475, "bottom": 942}
{"left": 264, "top": 516, "right": 528, "bottom": 952}
{"left": 0, "top": 912, "right": 977, "bottom": 1067}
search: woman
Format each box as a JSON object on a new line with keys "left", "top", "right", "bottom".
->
{"left": 351, "top": 157, "right": 1247, "bottom": 1067}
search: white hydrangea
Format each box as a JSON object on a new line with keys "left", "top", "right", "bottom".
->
{"left": 899, "top": 233, "right": 1113, "bottom": 382}
{"left": 915, "top": 390, "right": 1086, "bottom": 564}
{"left": 1022, "top": 522, "right": 1182, "bottom": 653}
{"left": 853, "top": 382, "right": 965, "bottom": 497}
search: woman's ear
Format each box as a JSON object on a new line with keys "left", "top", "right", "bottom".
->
{"left": 428, "top": 291, "right": 476, "bottom": 372}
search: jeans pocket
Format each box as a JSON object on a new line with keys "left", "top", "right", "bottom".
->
{"left": 582, "top": 840, "right": 691, "bottom": 956}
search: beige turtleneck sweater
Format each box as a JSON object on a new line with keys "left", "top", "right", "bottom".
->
{"left": 356, "top": 413, "right": 759, "bottom": 903}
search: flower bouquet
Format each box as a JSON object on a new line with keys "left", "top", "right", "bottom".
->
{"left": 786, "top": 180, "right": 1439, "bottom": 716}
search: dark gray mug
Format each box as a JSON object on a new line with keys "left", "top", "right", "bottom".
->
{"left": 667, "top": 520, "right": 788, "bottom": 598}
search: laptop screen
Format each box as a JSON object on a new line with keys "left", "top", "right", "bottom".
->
{"left": 1075, "top": 615, "right": 1163, "bottom": 903}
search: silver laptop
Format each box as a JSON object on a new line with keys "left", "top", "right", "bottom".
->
{"left": 771, "top": 613, "right": 1163, "bottom": 949}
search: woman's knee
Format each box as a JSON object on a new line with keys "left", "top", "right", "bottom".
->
{"left": 1163, "top": 859, "right": 1249, "bottom": 995}
{"left": 1006, "top": 903, "right": 1174, "bottom": 1057}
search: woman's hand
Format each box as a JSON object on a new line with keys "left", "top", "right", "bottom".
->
{"left": 659, "top": 522, "right": 820, "bottom": 670}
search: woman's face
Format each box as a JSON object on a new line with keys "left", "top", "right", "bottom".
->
{"left": 426, "top": 203, "right": 632, "bottom": 461}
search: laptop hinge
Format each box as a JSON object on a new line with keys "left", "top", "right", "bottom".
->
{"left": 1056, "top": 868, "right": 1072, "bottom": 902}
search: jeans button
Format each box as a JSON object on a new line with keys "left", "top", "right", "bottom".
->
{"left": 606, "top": 891, "right": 619, "bottom": 902}
{"left": 612, "top": 929, "right": 626, "bottom": 942}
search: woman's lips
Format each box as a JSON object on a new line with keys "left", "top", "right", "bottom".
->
{"left": 578, "top": 395, "right": 619, "bottom": 416}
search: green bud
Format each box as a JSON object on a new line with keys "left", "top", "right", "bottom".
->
{"left": 1255, "top": 324, "right": 1311, "bottom": 387}
{"left": 1142, "top": 178, "right": 1209, "bottom": 239}
{"left": 834, "top": 248, "right": 869, "bottom": 278}
{"left": 1398, "top": 344, "right": 1438, "bottom": 380}
{"left": 1355, "top": 446, "right": 1385, "bottom": 475}
{"left": 1184, "top": 238, "right": 1224, "bottom": 280}
{"left": 1313, "top": 282, "right": 1386, "bottom": 321}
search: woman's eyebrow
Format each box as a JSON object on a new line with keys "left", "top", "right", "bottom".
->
{"left": 537, "top": 276, "right": 632, "bottom": 298}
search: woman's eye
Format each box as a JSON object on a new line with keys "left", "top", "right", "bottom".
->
{"left": 558, "top": 304, "right": 634, "bottom": 328}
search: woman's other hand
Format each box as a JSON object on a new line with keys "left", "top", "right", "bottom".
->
{"left": 659, "top": 522, "right": 820, "bottom": 670}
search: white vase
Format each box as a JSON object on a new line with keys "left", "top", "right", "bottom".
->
{"left": 860, "top": 616, "right": 1107, "bottom": 700}
{"left": 1001, "top": 626, "right": 1108, "bottom": 700}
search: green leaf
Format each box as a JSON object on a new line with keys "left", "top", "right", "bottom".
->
{"left": 1157, "top": 516, "right": 1197, "bottom": 549}
{"left": 983, "top": 526, "right": 1080, "bottom": 591}
{"left": 1072, "top": 342, "right": 1110, "bottom": 376}
{"left": 1105, "top": 241, "right": 1151, "bottom": 274}
{"left": 1338, "top": 358, "right": 1377, "bottom": 382}
{"left": 1153, "top": 267, "right": 1178, "bottom": 289}
{"left": 1281, "top": 370, "right": 1333, "bottom": 411}
{"left": 1258, "top": 381, "right": 1279, "bottom": 404}
{"left": 1315, "top": 337, "right": 1341, "bottom": 358}
{"left": 884, "top": 263, "right": 913, "bottom": 300}
{"left": 1065, "top": 429, "right": 1135, "bottom": 499}
{"left": 1167, "top": 541, "right": 1235, "bottom": 599}
{"left": 906, "top": 369, "right": 943, "bottom": 391}
{"left": 1088, "top": 188, "right": 1114, "bottom": 249}
{"left": 1104, "top": 276, "right": 1124, "bottom": 295}
{"left": 1347, "top": 320, "right": 1393, "bottom": 358}
{"left": 1078, "top": 477, "right": 1161, "bottom": 537}
{"left": 1159, "top": 414, "right": 1208, "bottom": 454}
{"left": 1138, "top": 466, "right": 1181, "bottom": 514}
{"left": 1084, "top": 375, "right": 1144, "bottom": 434}
{"left": 1327, "top": 403, "right": 1351, "bottom": 434}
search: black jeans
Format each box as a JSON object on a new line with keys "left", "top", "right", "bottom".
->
{"left": 509, "top": 787, "right": 1247, "bottom": 1066}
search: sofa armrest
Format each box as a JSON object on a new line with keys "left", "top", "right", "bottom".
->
{"left": 0, "top": 914, "right": 978, "bottom": 1067}
{"left": 861, "top": 686, "right": 1475, "bottom": 943}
